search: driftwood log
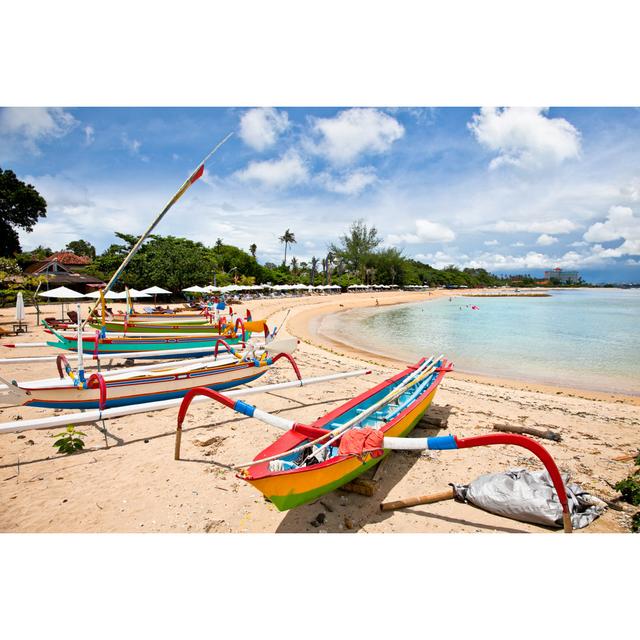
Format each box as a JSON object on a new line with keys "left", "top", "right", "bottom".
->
{"left": 493, "top": 423, "right": 561, "bottom": 442}
{"left": 611, "top": 453, "right": 639, "bottom": 462}
{"left": 380, "top": 487, "right": 455, "bottom": 511}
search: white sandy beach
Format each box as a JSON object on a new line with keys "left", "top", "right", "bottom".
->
{"left": 0, "top": 290, "right": 638, "bottom": 533}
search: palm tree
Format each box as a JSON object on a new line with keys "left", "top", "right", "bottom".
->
{"left": 279, "top": 229, "right": 296, "bottom": 265}
{"left": 310, "top": 256, "right": 319, "bottom": 286}
{"left": 290, "top": 256, "right": 299, "bottom": 276}
{"left": 325, "top": 251, "right": 334, "bottom": 285}
{"left": 249, "top": 243, "right": 257, "bottom": 258}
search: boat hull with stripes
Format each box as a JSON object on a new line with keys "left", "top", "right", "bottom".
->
{"left": 46, "top": 333, "right": 244, "bottom": 357}
{"left": 244, "top": 358, "right": 451, "bottom": 511}
{"left": 17, "top": 358, "right": 269, "bottom": 410}
{"left": 89, "top": 319, "right": 267, "bottom": 336}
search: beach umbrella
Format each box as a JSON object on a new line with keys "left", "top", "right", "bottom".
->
{"left": 128, "top": 289, "right": 152, "bottom": 299}
{"left": 220, "top": 284, "right": 239, "bottom": 293}
{"left": 141, "top": 286, "right": 171, "bottom": 295}
{"left": 203, "top": 285, "right": 222, "bottom": 293}
{"left": 15, "top": 292, "right": 26, "bottom": 326}
{"left": 84, "top": 289, "right": 123, "bottom": 300}
{"left": 140, "top": 286, "right": 171, "bottom": 304}
{"left": 182, "top": 285, "right": 206, "bottom": 293}
{"left": 38, "top": 286, "right": 86, "bottom": 319}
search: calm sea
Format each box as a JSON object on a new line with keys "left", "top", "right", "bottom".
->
{"left": 320, "top": 289, "right": 640, "bottom": 395}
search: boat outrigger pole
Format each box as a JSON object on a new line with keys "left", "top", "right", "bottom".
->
{"left": 82, "top": 132, "right": 234, "bottom": 330}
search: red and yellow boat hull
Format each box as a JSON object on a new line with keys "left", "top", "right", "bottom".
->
{"left": 243, "top": 359, "right": 449, "bottom": 511}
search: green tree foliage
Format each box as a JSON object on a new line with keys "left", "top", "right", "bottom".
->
{"left": 0, "top": 169, "right": 47, "bottom": 256}
{"left": 249, "top": 243, "right": 257, "bottom": 258}
{"left": 364, "top": 247, "right": 407, "bottom": 285}
{"left": 0, "top": 257, "right": 22, "bottom": 279}
{"left": 14, "top": 245, "right": 52, "bottom": 270}
{"left": 330, "top": 219, "right": 381, "bottom": 278}
{"left": 279, "top": 229, "right": 296, "bottom": 265}
{"left": 86, "top": 234, "right": 219, "bottom": 292}
{"left": 65, "top": 239, "right": 96, "bottom": 260}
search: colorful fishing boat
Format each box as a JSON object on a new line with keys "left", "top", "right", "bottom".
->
{"left": 87, "top": 316, "right": 267, "bottom": 336}
{"left": 177, "top": 355, "right": 451, "bottom": 510}
{"left": 2, "top": 343, "right": 301, "bottom": 410}
{"left": 43, "top": 324, "right": 256, "bottom": 358}
{"left": 176, "top": 354, "right": 574, "bottom": 531}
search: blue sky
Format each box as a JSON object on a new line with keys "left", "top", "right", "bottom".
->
{"left": 1, "top": 106, "right": 640, "bottom": 282}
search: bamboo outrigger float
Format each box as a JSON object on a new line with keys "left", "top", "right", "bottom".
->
{"left": 0, "top": 368, "right": 372, "bottom": 435}
{"left": 176, "top": 355, "right": 573, "bottom": 532}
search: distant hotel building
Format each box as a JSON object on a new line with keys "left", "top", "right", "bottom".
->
{"left": 543, "top": 267, "right": 580, "bottom": 284}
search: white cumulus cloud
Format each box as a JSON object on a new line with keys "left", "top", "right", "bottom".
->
{"left": 234, "top": 149, "right": 309, "bottom": 189}
{"left": 308, "top": 108, "right": 404, "bottom": 165}
{"left": 484, "top": 239, "right": 499, "bottom": 246}
{"left": 491, "top": 219, "right": 579, "bottom": 235}
{"left": 238, "top": 108, "right": 290, "bottom": 152}
{"left": 318, "top": 167, "right": 377, "bottom": 196}
{"left": 583, "top": 205, "right": 640, "bottom": 257}
{"left": 388, "top": 219, "right": 455, "bottom": 245}
{"left": 468, "top": 107, "right": 581, "bottom": 170}
{"left": 0, "top": 107, "right": 78, "bottom": 155}
{"left": 536, "top": 233, "right": 558, "bottom": 246}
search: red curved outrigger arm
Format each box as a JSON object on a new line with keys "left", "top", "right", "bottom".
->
{"left": 87, "top": 373, "right": 107, "bottom": 411}
{"left": 454, "top": 433, "right": 572, "bottom": 533}
{"left": 174, "top": 352, "right": 303, "bottom": 459}
{"left": 56, "top": 354, "right": 70, "bottom": 379}
{"left": 213, "top": 338, "right": 235, "bottom": 359}
{"left": 234, "top": 317, "right": 246, "bottom": 342}
{"left": 271, "top": 352, "right": 302, "bottom": 381}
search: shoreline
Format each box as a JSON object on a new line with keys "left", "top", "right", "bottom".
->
{"left": 286, "top": 291, "right": 640, "bottom": 407}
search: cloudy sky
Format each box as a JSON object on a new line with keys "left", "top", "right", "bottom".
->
{"left": 1, "top": 106, "right": 639, "bottom": 282}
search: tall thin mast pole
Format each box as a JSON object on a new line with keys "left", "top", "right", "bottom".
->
{"left": 82, "top": 132, "right": 234, "bottom": 329}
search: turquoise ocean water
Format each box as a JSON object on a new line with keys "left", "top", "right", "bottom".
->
{"left": 320, "top": 289, "right": 640, "bottom": 395}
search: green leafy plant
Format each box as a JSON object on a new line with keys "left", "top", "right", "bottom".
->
{"left": 614, "top": 476, "right": 640, "bottom": 506}
{"left": 52, "top": 425, "right": 87, "bottom": 455}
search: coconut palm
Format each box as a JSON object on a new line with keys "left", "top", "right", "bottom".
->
{"left": 310, "top": 256, "right": 319, "bottom": 286}
{"left": 249, "top": 243, "right": 257, "bottom": 258}
{"left": 279, "top": 229, "right": 296, "bottom": 265}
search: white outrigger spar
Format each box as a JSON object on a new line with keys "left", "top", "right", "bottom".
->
{"left": 0, "top": 369, "right": 371, "bottom": 434}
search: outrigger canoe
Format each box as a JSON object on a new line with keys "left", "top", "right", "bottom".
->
{"left": 88, "top": 317, "right": 268, "bottom": 336}
{"left": 176, "top": 354, "right": 574, "bottom": 530}
{"left": 178, "top": 356, "right": 452, "bottom": 510}
{"left": 44, "top": 325, "right": 253, "bottom": 358}
{"left": 3, "top": 344, "right": 300, "bottom": 410}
